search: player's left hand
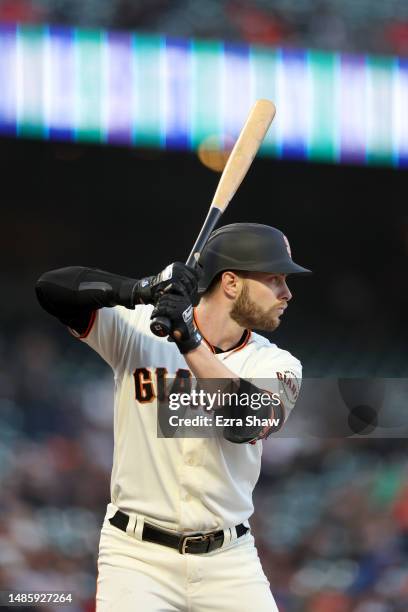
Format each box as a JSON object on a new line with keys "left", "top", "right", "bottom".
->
{"left": 151, "top": 288, "right": 202, "bottom": 354}
{"left": 135, "top": 262, "right": 201, "bottom": 306}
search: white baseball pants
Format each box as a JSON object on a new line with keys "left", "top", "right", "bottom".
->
{"left": 96, "top": 516, "right": 278, "bottom": 612}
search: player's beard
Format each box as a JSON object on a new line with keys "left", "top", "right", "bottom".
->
{"left": 230, "top": 281, "right": 281, "bottom": 332}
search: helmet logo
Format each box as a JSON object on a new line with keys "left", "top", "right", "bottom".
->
{"left": 283, "top": 234, "right": 292, "bottom": 258}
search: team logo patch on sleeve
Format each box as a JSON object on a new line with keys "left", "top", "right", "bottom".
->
{"left": 276, "top": 370, "right": 300, "bottom": 405}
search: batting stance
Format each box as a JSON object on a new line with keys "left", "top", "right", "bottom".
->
{"left": 36, "top": 223, "right": 311, "bottom": 612}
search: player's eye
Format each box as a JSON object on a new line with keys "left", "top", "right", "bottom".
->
{"left": 272, "top": 275, "right": 287, "bottom": 287}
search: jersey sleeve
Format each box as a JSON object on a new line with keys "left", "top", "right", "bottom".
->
{"left": 246, "top": 347, "right": 302, "bottom": 426}
{"left": 70, "top": 304, "right": 150, "bottom": 372}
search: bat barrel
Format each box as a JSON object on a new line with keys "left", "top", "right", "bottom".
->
{"left": 150, "top": 99, "right": 276, "bottom": 340}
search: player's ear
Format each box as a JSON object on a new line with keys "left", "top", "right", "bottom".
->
{"left": 221, "top": 271, "right": 242, "bottom": 299}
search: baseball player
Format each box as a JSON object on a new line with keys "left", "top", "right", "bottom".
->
{"left": 35, "top": 223, "right": 311, "bottom": 612}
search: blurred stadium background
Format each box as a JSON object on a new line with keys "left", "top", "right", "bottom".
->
{"left": 2, "top": 0, "right": 408, "bottom": 55}
{"left": 1, "top": 1, "right": 408, "bottom": 611}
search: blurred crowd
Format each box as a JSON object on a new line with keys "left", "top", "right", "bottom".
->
{"left": 1, "top": 0, "right": 408, "bottom": 55}
{"left": 0, "top": 326, "right": 407, "bottom": 611}
{"left": 0, "top": 328, "right": 111, "bottom": 612}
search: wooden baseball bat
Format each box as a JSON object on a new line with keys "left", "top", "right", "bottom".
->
{"left": 150, "top": 99, "right": 276, "bottom": 338}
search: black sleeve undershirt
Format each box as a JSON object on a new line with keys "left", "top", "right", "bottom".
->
{"left": 35, "top": 266, "right": 139, "bottom": 335}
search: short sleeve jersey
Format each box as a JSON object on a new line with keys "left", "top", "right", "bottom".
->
{"left": 76, "top": 305, "right": 302, "bottom": 533}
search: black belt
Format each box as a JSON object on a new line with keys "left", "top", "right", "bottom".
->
{"left": 109, "top": 510, "right": 249, "bottom": 555}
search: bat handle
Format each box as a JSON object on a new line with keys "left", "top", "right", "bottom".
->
{"left": 150, "top": 316, "right": 183, "bottom": 340}
{"left": 150, "top": 315, "right": 172, "bottom": 337}
{"left": 185, "top": 207, "right": 222, "bottom": 267}
{"left": 150, "top": 206, "right": 222, "bottom": 339}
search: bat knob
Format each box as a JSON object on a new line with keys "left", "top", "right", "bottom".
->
{"left": 150, "top": 316, "right": 172, "bottom": 337}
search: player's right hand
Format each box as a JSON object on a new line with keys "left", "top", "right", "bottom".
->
{"left": 134, "top": 262, "right": 201, "bottom": 306}
{"left": 151, "top": 287, "right": 203, "bottom": 354}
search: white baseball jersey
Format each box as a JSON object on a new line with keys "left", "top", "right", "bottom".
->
{"left": 74, "top": 304, "right": 301, "bottom": 533}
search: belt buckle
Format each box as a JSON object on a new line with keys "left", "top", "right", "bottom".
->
{"left": 179, "top": 533, "right": 214, "bottom": 554}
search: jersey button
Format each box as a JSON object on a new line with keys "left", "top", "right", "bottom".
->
{"left": 186, "top": 457, "right": 195, "bottom": 466}
{"left": 183, "top": 493, "right": 191, "bottom": 502}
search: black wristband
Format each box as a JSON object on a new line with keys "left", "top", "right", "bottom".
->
{"left": 118, "top": 279, "right": 140, "bottom": 308}
{"left": 175, "top": 329, "right": 203, "bottom": 354}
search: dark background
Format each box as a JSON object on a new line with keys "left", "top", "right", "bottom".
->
{"left": 2, "top": 137, "right": 407, "bottom": 375}
{"left": 1, "top": 138, "right": 408, "bottom": 612}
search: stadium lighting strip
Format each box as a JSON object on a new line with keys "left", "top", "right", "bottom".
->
{"left": 0, "top": 23, "right": 408, "bottom": 167}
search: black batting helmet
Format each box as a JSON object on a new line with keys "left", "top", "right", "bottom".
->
{"left": 197, "top": 223, "right": 311, "bottom": 294}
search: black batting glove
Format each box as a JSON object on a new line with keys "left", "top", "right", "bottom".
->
{"left": 133, "top": 262, "right": 201, "bottom": 306}
{"left": 151, "top": 289, "right": 202, "bottom": 354}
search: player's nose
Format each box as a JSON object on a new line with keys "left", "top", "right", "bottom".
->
{"left": 281, "top": 281, "right": 292, "bottom": 302}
